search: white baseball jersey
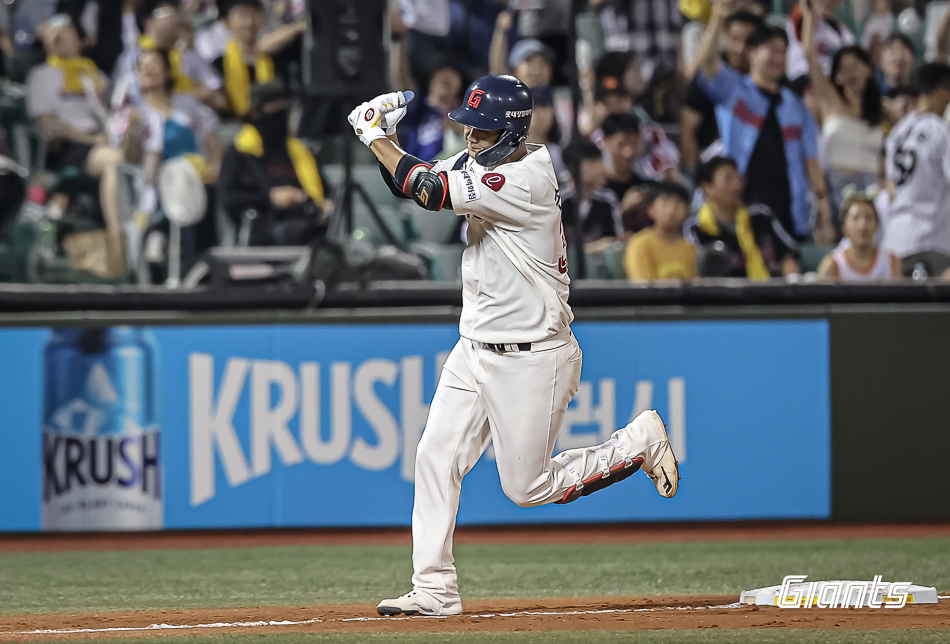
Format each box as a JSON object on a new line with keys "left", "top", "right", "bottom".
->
{"left": 437, "top": 144, "right": 573, "bottom": 344}
{"left": 883, "top": 111, "right": 950, "bottom": 258}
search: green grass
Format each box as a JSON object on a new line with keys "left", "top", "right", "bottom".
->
{"left": 71, "top": 632, "right": 950, "bottom": 644}
{"left": 1, "top": 537, "right": 949, "bottom": 615}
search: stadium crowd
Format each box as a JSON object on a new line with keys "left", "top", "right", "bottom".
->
{"left": 1, "top": 0, "right": 950, "bottom": 284}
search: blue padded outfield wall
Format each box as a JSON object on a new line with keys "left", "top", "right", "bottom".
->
{"left": 0, "top": 320, "right": 830, "bottom": 531}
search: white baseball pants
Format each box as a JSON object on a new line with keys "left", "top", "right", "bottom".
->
{"left": 410, "top": 333, "right": 659, "bottom": 600}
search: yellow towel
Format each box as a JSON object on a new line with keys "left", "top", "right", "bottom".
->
{"left": 697, "top": 202, "right": 770, "bottom": 280}
{"left": 47, "top": 56, "right": 105, "bottom": 94}
{"left": 223, "top": 40, "right": 274, "bottom": 116}
{"left": 234, "top": 125, "right": 324, "bottom": 203}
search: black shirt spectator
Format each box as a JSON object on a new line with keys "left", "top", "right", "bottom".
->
{"left": 741, "top": 89, "right": 793, "bottom": 238}
{"left": 219, "top": 82, "right": 327, "bottom": 246}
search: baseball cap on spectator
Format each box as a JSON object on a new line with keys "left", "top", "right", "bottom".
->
{"left": 509, "top": 38, "right": 555, "bottom": 70}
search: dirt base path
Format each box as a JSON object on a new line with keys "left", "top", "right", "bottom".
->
{"left": 2, "top": 597, "right": 949, "bottom": 640}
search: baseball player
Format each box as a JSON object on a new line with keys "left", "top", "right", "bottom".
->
{"left": 346, "top": 74, "right": 680, "bottom": 617}
{"left": 882, "top": 62, "right": 950, "bottom": 276}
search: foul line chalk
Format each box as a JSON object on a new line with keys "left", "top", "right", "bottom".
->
{"left": 7, "top": 603, "right": 742, "bottom": 636}
{"left": 339, "top": 603, "right": 742, "bottom": 623}
{"left": 19, "top": 619, "right": 322, "bottom": 635}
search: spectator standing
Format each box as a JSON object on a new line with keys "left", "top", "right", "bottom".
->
{"left": 27, "top": 14, "right": 126, "bottom": 277}
{"left": 785, "top": 0, "right": 855, "bottom": 82}
{"left": 113, "top": 0, "right": 225, "bottom": 110}
{"left": 210, "top": 0, "right": 303, "bottom": 117}
{"left": 508, "top": 38, "right": 555, "bottom": 89}
{"left": 686, "top": 156, "right": 800, "bottom": 278}
{"left": 219, "top": 81, "right": 327, "bottom": 246}
{"left": 876, "top": 34, "right": 915, "bottom": 94}
{"left": 883, "top": 63, "right": 950, "bottom": 276}
{"left": 398, "top": 0, "right": 451, "bottom": 83}
{"left": 624, "top": 182, "right": 696, "bottom": 281}
{"left": 692, "top": 1, "right": 833, "bottom": 243}
{"left": 681, "top": 10, "right": 761, "bottom": 173}
{"left": 817, "top": 192, "right": 901, "bottom": 280}
{"left": 802, "top": 2, "right": 883, "bottom": 209}
{"left": 591, "top": 0, "right": 683, "bottom": 87}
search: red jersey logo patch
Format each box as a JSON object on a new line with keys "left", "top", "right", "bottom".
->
{"left": 468, "top": 89, "right": 486, "bottom": 109}
{"left": 558, "top": 256, "right": 568, "bottom": 274}
{"left": 481, "top": 173, "right": 505, "bottom": 191}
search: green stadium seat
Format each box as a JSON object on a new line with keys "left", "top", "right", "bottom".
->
{"left": 799, "top": 243, "right": 834, "bottom": 273}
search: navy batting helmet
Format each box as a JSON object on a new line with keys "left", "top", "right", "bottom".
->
{"left": 448, "top": 74, "right": 532, "bottom": 167}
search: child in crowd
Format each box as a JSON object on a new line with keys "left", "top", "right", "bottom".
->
{"left": 624, "top": 182, "right": 696, "bottom": 281}
{"left": 817, "top": 192, "right": 901, "bottom": 281}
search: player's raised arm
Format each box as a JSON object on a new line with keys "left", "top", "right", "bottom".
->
{"left": 348, "top": 92, "right": 455, "bottom": 212}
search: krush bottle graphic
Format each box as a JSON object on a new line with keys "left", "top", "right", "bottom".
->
{"left": 42, "top": 328, "right": 162, "bottom": 530}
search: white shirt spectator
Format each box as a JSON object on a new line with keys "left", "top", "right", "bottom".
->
{"left": 194, "top": 20, "right": 231, "bottom": 62}
{"left": 112, "top": 44, "right": 222, "bottom": 106}
{"left": 110, "top": 93, "right": 219, "bottom": 155}
{"left": 883, "top": 110, "right": 950, "bottom": 257}
{"left": 786, "top": 15, "right": 855, "bottom": 80}
{"left": 861, "top": 11, "right": 894, "bottom": 50}
{"left": 26, "top": 64, "right": 107, "bottom": 134}
{"left": 399, "top": 0, "right": 450, "bottom": 37}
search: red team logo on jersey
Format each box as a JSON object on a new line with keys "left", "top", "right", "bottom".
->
{"left": 468, "top": 89, "right": 486, "bottom": 108}
{"left": 481, "top": 173, "right": 505, "bottom": 191}
{"left": 558, "top": 256, "right": 568, "bottom": 274}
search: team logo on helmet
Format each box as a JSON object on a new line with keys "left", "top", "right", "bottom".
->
{"left": 468, "top": 89, "right": 486, "bottom": 109}
{"left": 481, "top": 173, "right": 505, "bottom": 192}
{"left": 364, "top": 108, "right": 375, "bottom": 122}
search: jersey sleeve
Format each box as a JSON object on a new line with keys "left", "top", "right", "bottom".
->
{"left": 446, "top": 166, "right": 532, "bottom": 228}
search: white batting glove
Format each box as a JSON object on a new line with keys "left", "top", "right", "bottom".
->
{"left": 347, "top": 101, "right": 388, "bottom": 147}
{"left": 372, "top": 90, "right": 415, "bottom": 135}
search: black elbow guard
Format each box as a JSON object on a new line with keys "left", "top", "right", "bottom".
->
{"left": 394, "top": 154, "right": 451, "bottom": 211}
{"left": 410, "top": 169, "right": 451, "bottom": 211}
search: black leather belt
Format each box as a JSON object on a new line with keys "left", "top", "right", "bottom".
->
{"left": 483, "top": 342, "right": 532, "bottom": 353}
